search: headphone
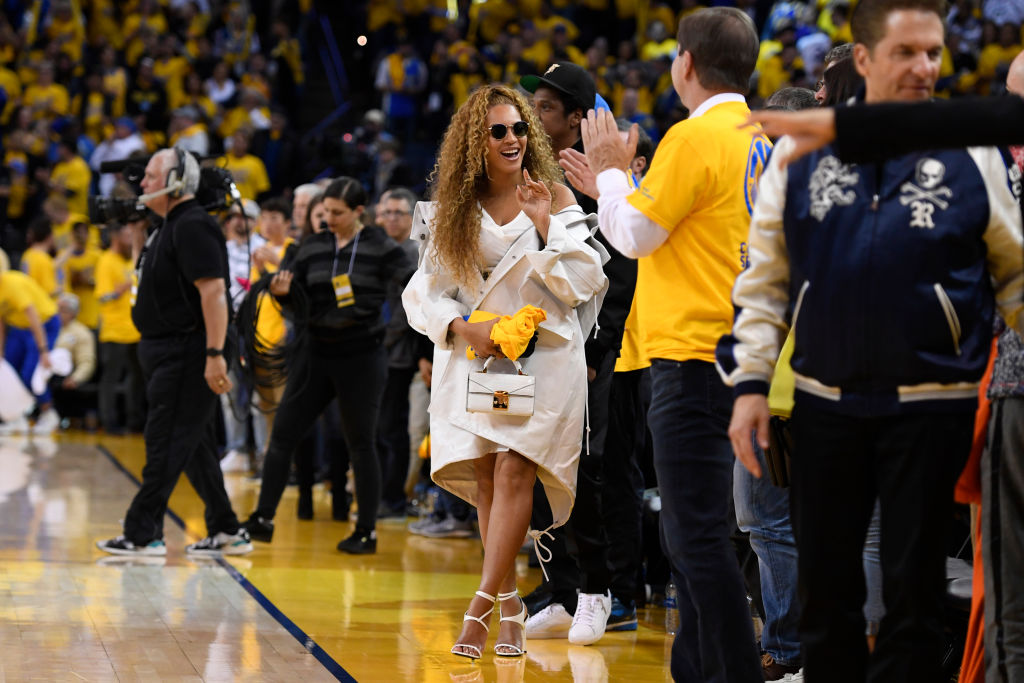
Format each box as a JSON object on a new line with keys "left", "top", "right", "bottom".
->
{"left": 164, "top": 147, "right": 200, "bottom": 199}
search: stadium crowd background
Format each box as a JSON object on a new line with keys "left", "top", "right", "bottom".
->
{"left": 0, "top": 0, "right": 1020, "bottom": 421}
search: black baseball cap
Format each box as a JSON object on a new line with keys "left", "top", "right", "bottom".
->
{"left": 520, "top": 62, "right": 596, "bottom": 115}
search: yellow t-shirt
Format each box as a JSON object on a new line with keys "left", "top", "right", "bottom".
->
{"left": 52, "top": 214, "right": 100, "bottom": 252}
{"left": 626, "top": 99, "right": 770, "bottom": 363}
{"left": 51, "top": 156, "right": 92, "bottom": 217}
{"left": 22, "top": 82, "right": 69, "bottom": 119}
{"left": 252, "top": 239, "right": 293, "bottom": 350}
{"left": 21, "top": 247, "right": 59, "bottom": 300}
{"left": 221, "top": 153, "right": 270, "bottom": 201}
{"left": 64, "top": 246, "right": 102, "bottom": 329}
{"left": 94, "top": 249, "right": 140, "bottom": 344}
{"left": 0, "top": 270, "right": 57, "bottom": 327}
{"left": 614, "top": 297, "right": 649, "bottom": 372}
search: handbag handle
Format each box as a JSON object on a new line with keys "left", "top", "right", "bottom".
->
{"left": 481, "top": 356, "right": 526, "bottom": 375}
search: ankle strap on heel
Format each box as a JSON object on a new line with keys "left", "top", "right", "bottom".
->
{"left": 496, "top": 590, "right": 519, "bottom": 601}
{"left": 475, "top": 590, "right": 497, "bottom": 602}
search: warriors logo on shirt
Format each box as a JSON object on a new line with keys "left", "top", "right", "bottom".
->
{"left": 744, "top": 136, "right": 771, "bottom": 216}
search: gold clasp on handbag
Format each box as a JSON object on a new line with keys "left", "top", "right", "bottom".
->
{"left": 492, "top": 390, "right": 510, "bottom": 411}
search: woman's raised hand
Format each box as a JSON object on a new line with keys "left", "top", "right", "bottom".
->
{"left": 516, "top": 169, "right": 552, "bottom": 235}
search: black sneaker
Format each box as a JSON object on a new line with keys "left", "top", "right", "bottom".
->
{"left": 96, "top": 535, "right": 167, "bottom": 556}
{"left": 242, "top": 514, "right": 274, "bottom": 542}
{"left": 606, "top": 596, "right": 638, "bottom": 631}
{"left": 337, "top": 529, "right": 377, "bottom": 554}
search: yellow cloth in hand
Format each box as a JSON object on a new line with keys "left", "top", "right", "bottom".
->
{"left": 465, "top": 305, "right": 548, "bottom": 361}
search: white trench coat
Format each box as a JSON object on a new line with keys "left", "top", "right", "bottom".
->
{"left": 402, "top": 201, "right": 609, "bottom": 528}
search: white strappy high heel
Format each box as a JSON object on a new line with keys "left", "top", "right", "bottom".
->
{"left": 494, "top": 590, "right": 528, "bottom": 657}
{"left": 451, "top": 590, "right": 495, "bottom": 660}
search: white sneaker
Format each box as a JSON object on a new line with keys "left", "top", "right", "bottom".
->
{"left": 32, "top": 409, "right": 60, "bottom": 435}
{"left": 219, "top": 449, "right": 250, "bottom": 473}
{"left": 0, "top": 416, "right": 31, "bottom": 435}
{"left": 568, "top": 591, "right": 611, "bottom": 645}
{"left": 525, "top": 602, "right": 572, "bottom": 639}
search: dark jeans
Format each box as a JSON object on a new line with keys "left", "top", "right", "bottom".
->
{"left": 378, "top": 365, "right": 416, "bottom": 509}
{"left": 256, "top": 346, "right": 386, "bottom": 531}
{"left": 124, "top": 335, "right": 241, "bottom": 544}
{"left": 789, "top": 403, "right": 972, "bottom": 682}
{"left": 647, "top": 359, "right": 761, "bottom": 683}
{"left": 99, "top": 341, "right": 145, "bottom": 431}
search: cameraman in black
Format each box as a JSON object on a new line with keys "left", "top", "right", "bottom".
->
{"left": 97, "top": 148, "right": 252, "bottom": 557}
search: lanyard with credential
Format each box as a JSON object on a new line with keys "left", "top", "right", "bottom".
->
{"left": 331, "top": 230, "right": 360, "bottom": 308}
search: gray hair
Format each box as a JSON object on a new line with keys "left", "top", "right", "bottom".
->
{"left": 58, "top": 292, "right": 80, "bottom": 315}
{"left": 293, "top": 183, "right": 323, "bottom": 201}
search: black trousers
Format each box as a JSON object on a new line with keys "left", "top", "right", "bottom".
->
{"left": 790, "top": 403, "right": 972, "bottom": 682}
{"left": 533, "top": 351, "right": 628, "bottom": 607}
{"left": 99, "top": 341, "right": 145, "bottom": 431}
{"left": 256, "top": 345, "right": 386, "bottom": 531}
{"left": 377, "top": 365, "right": 416, "bottom": 509}
{"left": 123, "top": 334, "right": 241, "bottom": 544}
{"left": 602, "top": 368, "right": 648, "bottom": 603}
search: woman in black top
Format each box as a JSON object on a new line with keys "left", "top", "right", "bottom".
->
{"left": 243, "top": 177, "right": 412, "bottom": 554}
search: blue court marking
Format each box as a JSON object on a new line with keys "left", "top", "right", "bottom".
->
{"left": 96, "top": 444, "right": 356, "bottom": 682}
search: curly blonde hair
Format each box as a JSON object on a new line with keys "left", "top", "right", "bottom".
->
{"left": 428, "top": 84, "right": 564, "bottom": 288}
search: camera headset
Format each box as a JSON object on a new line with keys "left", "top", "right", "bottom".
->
{"left": 137, "top": 147, "right": 201, "bottom": 203}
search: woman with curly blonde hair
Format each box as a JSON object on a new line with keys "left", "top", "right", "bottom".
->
{"left": 403, "top": 84, "right": 608, "bottom": 659}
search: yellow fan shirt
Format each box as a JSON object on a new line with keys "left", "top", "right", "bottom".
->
{"left": 625, "top": 99, "right": 770, "bottom": 363}
{"left": 64, "top": 246, "right": 102, "bottom": 329}
{"left": 21, "top": 246, "right": 59, "bottom": 300}
{"left": 50, "top": 156, "right": 92, "bottom": 217}
{"left": 251, "top": 239, "right": 293, "bottom": 351}
{"left": 0, "top": 270, "right": 57, "bottom": 328}
{"left": 221, "top": 152, "right": 270, "bottom": 201}
{"left": 94, "top": 248, "right": 140, "bottom": 344}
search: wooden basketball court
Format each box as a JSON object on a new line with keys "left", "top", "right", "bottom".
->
{"left": 0, "top": 432, "right": 674, "bottom": 681}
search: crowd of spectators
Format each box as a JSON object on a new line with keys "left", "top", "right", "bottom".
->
{"left": 353, "top": 0, "right": 1023, "bottom": 166}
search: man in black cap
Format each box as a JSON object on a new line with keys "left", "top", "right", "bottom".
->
{"left": 519, "top": 62, "right": 643, "bottom": 647}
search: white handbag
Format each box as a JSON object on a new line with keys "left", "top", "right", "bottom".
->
{"left": 466, "top": 357, "right": 536, "bottom": 416}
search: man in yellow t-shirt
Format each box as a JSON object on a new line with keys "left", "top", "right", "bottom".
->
{"left": 60, "top": 221, "right": 102, "bottom": 329}
{"left": 49, "top": 138, "right": 92, "bottom": 217}
{"left": 0, "top": 270, "right": 61, "bottom": 434}
{"left": 21, "top": 219, "right": 60, "bottom": 300}
{"left": 581, "top": 8, "right": 767, "bottom": 681}
{"left": 220, "top": 129, "right": 270, "bottom": 201}
{"left": 94, "top": 220, "right": 144, "bottom": 433}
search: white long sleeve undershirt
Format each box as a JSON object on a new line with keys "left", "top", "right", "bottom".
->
{"left": 594, "top": 168, "right": 668, "bottom": 259}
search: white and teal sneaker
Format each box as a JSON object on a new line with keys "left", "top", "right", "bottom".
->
{"left": 96, "top": 535, "right": 167, "bottom": 556}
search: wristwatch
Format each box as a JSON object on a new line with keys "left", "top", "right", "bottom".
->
{"left": 205, "top": 348, "right": 224, "bottom": 357}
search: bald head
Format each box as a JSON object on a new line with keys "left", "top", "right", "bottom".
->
{"left": 1008, "top": 49, "right": 1024, "bottom": 96}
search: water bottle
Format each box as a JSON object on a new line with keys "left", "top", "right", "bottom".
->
{"left": 664, "top": 581, "right": 679, "bottom": 635}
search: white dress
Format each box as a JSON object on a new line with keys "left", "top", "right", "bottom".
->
{"left": 402, "top": 202, "right": 608, "bottom": 528}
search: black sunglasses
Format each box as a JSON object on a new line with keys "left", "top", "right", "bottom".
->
{"left": 487, "top": 121, "right": 529, "bottom": 140}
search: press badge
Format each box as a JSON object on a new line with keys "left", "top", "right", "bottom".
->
{"left": 332, "top": 273, "right": 355, "bottom": 308}
{"left": 130, "top": 271, "right": 139, "bottom": 306}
